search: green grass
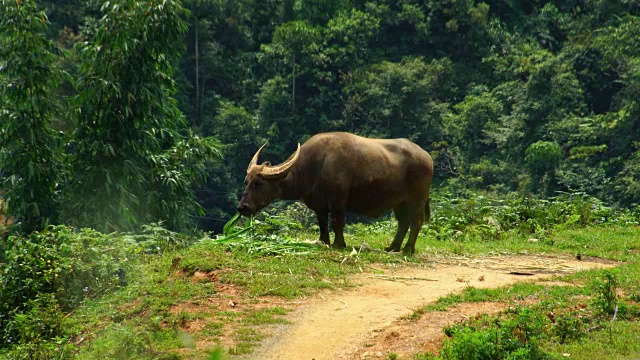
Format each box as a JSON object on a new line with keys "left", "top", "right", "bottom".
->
{"left": 419, "top": 281, "right": 592, "bottom": 313}
{"left": 74, "top": 324, "right": 183, "bottom": 360}
{"left": 345, "top": 217, "right": 640, "bottom": 261}
{"left": 242, "top": 307, "right": 289, "bottom": 326}
{"left": 201, "top": 322, "right": 224, "bottom": 338}
{"left": 404, "top": 226, "right": 640, "bottom": 360}
{"left": 227, "top": 328, "right": 262, "bottom": 355}
{"left": 179, "top": 241, "right": 363, "bottom": 297}
{"left": 544, "top": 321, "right": 640, "bottom": 359}
{"left": 3, "top": 193, "right": 639, "bottom": 359}
{"left": 63, "top": 233, "right": 402, "bottom": 359}
{"left": 549, "top": 226, "right": 640, "bottom": 261}
{"left": 12, "top": 219, "right": 637, "bottom": 359}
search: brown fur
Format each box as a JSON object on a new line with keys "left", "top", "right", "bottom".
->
{"left": 237, "top": 132, "right": 434, "bottom": 254}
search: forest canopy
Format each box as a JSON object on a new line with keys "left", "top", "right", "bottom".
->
{"left": 2, "top": 0, "right": 640, "bottom": 232}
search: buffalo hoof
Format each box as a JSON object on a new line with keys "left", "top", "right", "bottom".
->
{"left": 385, "top": 245, "right": 401, "bottom": 252}
{"left": 332, "top": 242, "right": 347, "bottom": 249}
{"left": 402, "top": 247, "right": 415, "bottom": 256}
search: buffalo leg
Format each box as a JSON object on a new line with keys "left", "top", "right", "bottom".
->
{"left": 330, "top": 209, "right": 347, "bottom": 249}
{"left": 385, "top": 204, "right": 409, "bottom": 252}
{"left": 316, "top": 210, "right": 330, "bottom": 245}
{"left": 403, "top": 202, "right": 425, "bottom": 255}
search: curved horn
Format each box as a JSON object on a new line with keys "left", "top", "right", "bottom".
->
{"left": 247, "top": 143, "right": 268, "bottom": 174}
{"left": 261, "top": 143, "right": 301, "bottom": 178}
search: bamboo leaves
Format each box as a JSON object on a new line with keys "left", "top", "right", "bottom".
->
{"left": 68, "top": 0, "right": 221, "bottom": 232}
{"left": 0, "top": 0, "right": 64, "bottom": 234}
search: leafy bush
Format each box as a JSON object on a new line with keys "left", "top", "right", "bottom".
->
{"left": 614, "top": 147, "right": 640, "bottom": 206}
{"left": 440, "top": 327, "right": 500, "bottom": 359}
{"left": 0, "top": 223, "right": 194, "bottom": 353}
{"left": 423, "top": 189, "right": 636, "bottom": 243}
{"left": 440, "top": 307, "right": 548, "bottom": 360}
{"left": 552, "top": 311, "right": 586, "bottom": 344}
{"left": 0, "top": 294, "right": 75, "bottom": 359}
{"left": 592, "top": 272, "right": 619, "bottom": 315}
{"left": 0, "top": 226, "right": 132, "bottom": 347}
{"left": 0, "top": 338, "right": 74, "bottom": 360}
{"left": 525, "top": 142, "right": 563, "bottom": 175}
{"left": 525, "top": 141, "right": 564, "bottom": 194}
{"left": 75, "top": 325, "right": 155, "bottom": 360}
{"left": 3, "top": 294, "right": 66, "bottom": 346}
{"left": 121, "top": 222, "right": 195, "bottom": 255}
{"left": 467, "top": 159, "right": 520, "bottom": 190}
{"left": 0, "top": 226, "right": 129, "bottom": 313}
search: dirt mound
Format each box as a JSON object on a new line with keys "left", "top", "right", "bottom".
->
{"left": 247, "top": 255, "right": 616, "bottom": 360}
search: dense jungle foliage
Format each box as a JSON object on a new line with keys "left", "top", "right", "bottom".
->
{"left": 2, "top": 0, "right": 640, "bottom": 234}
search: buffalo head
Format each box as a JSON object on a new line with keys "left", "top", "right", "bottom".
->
{"left": 237, "top": 143, "right": 301, "bottom": 216}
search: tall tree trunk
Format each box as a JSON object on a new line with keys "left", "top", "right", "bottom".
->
{"left": 291, "top": 53, "right": 295, "bottom": 112}
{"left": 193, "top": 0, "right": 200, "bottom": 125}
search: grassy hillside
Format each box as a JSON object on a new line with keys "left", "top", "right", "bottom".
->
{"left": 2, "top": 193, "right": 639, "bottom": 359}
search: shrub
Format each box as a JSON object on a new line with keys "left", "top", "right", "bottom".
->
{"left": 422, "top": 189, "right": 633, "bottom": 244}
{"left": 3, "top": 293, "right": 65, "bottom": 344}
{"left": 525, "top": 141, "right": 563, "bottom": 194}
{"left": 525, "top": 141, "right": 563, "bottom": 175}
{"left": 0, "top": 339, "right": 74, "bottom": 360}
{"left": 0, "top": 223, "right": 192, "bottom": 352}
{"left": 552, "top": 311, "right": 586, "bottom": 343}
{"left": 121, "top": 222, "right": 195, "bottom": 255}
{"left": 75, "top": 325, "right": 154, "bottom": 360}
{"left": 0, "top": 293, "right": 74, "bottom": 359}
{"left": 0, "top": 226, "right": 133, "bottom": 347}
{"left": 440, "top": 307, "right": 548, "bottom": 360}
{"left": 440, "top": 327, "right": 500, "bottom": 359}
{"left": 593, "top": 272, "right": 618, "bottom": 315}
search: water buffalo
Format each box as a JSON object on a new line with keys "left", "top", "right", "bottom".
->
{"left": 237, "top": 132, "right": 433, "bottom": 254}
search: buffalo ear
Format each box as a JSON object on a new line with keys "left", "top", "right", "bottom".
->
{"left": 262, "top": 161, "right": 271, "bottom": 166}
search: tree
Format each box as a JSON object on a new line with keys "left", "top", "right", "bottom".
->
{"left": 260, "top": 20, "right": 321, "bottom": 112}
{"left": 257, "top": 75, "right": 299, "bottom": 154}
{"left": 423, "top": 0, "right": 490, "bottom": 60}
{"left": 324, "top": 9, "right": 381, "bottom": 70}
{"left": 363, "top": 0, "right": 430, "bottom": 58}
{"left": 198, "top": 102, "right": 261, "bottom": 231}
{"left": 68, "top": 0, "right": 220, "bottom": 232}
{"left": 342, "top": 57, "right": 452, "bottom": 144}
{"left": 0, "top": 0, "right": 65, "bottom": 234}
{"left": 31, "top": 0, "right": 640, "bottom": 215}
{"left": 525, "top": 141, "right": 563, "bottom": 194}
{"left": 294, "top": 0, "right": 347, "bottom": 25}
{"left": 450, "top": 88, "right": 502, "bottom": 162}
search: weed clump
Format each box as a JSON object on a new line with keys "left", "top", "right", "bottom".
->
{"left": 424, "top": 272, "right": 640, "bottom": 360}
{"left": 440, "top": 307, "right": 549, "bottom": 359}
{"left": 593, "top": 272, "right": 618, "bottom": 315}
{"left": 0, "top": 224, "right": 189, "bottom": 357}
{"left": 423, "top": 191, "right": 638, "bottom": 244}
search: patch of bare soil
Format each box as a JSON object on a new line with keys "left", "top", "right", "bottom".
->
{"left": 244, "top": 255, "right": 616, "bottom": 360}
{"left": 167, "top": 271, "right": 300, "bottom": 358}
{"left": 356, "top": 301, "right": 512, "bottom": 359}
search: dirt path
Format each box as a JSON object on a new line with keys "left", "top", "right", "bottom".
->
{"left": 246, "top": 255, "right": 616, "bottom": 360}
